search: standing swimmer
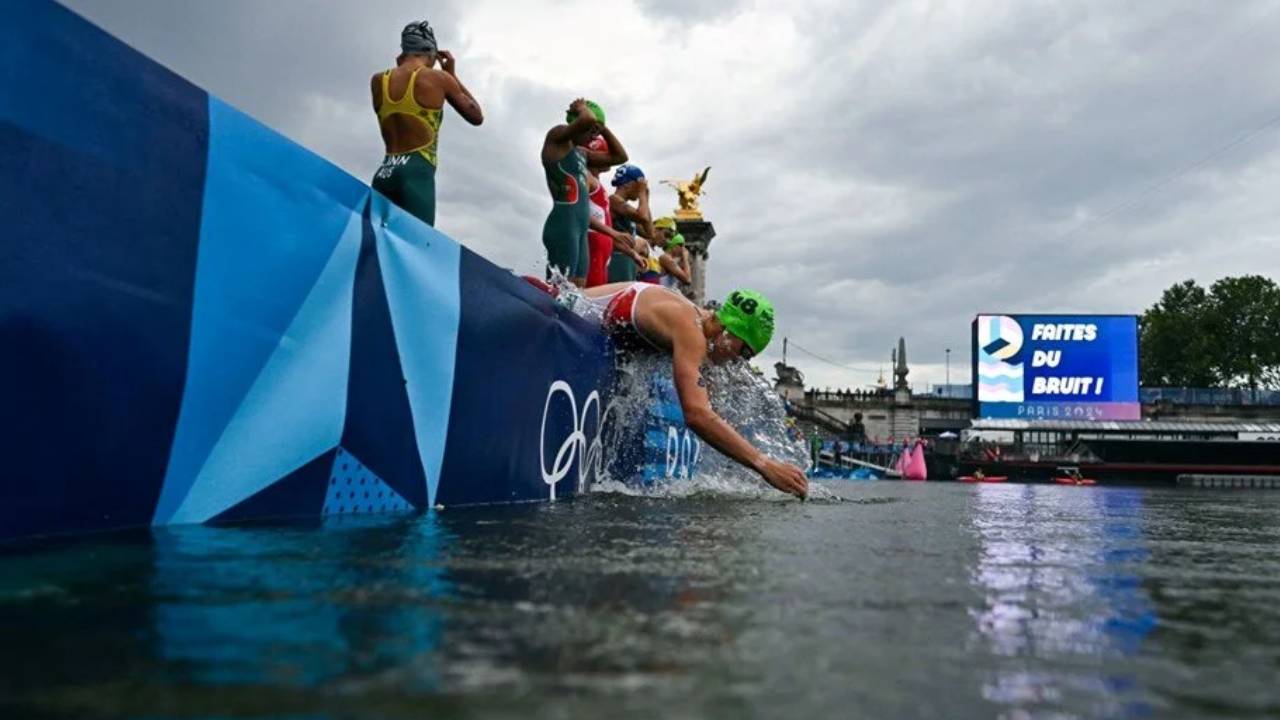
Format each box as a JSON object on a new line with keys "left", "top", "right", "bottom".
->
{"left": 608, "top": 168, "right": 658, "bottom": 282}
{"left": 370, "top": 20, "right": 483, "bottom": 226}
{"left": 585, "top": 139, "right": 643, "bottom": 286}
{"left": 541, "top": 99, "right": 626, "bottom": 285}
{"left": 653, "top": 217, "right": 693, "bottom": 289}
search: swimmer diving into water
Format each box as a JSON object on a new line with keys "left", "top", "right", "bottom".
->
{"left": 583, "top": 282, "right": 808, "bottom": 498}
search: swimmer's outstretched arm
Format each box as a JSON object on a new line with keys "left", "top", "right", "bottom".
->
{"left": 668, "top": 317, "right": 808, "bottom": 498}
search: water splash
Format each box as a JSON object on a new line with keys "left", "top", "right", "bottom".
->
{"left": 548, "top": 270, "right": 605, "bottom": 324}
{"left": 693, "top": 360, "right": 839, "bottom": 501}
{"left": 539, "top": 274, "right": 833, "bottom": 500}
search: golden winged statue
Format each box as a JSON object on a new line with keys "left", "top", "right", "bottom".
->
{"left": 661, "top": 166, "right": 711, "bottom": 220}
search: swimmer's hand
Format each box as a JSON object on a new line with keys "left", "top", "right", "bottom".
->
{"left": 438, "top": 50, "right": 457, "bottom": 75}
{"left": 757, "top": 458, "right": 808, "bottom": 499}
{"left": 610, "top": 229, "right": 634, "bottom": 249}
{"left": 569, "top": 98, "right": 593, "bottom": 121}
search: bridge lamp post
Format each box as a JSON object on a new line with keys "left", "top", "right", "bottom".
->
{"left": 945, "top": 348, "right": 951, "bottom": 389}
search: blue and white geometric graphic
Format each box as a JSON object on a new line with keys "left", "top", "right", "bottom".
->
{"left": 322, "top": 448, "right": 414, "bottom": 516}
{"left": 370, "top": 192, "right": 460, "bottom": 508}
{"left": 154, "top": 97, "right": 371, "bottom": 526}
{"left": 977, "top": 314, "right": 1025, "bottom": 403}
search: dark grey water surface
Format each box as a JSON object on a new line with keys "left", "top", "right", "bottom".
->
{"left": 3, "top": 482, "right": 1280, "bottom": 719}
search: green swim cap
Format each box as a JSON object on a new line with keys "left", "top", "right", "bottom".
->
{"left": 665, "top": 233, "right": 685, "bottom": 250}
{"left": 566, "top": 100, "right": 605, "bottom": 126}
{"left": 716, "top": 290, "right": 775, "bottom": 358}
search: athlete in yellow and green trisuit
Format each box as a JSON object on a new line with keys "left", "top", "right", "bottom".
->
{"left": 370, "top": 20, "right": 483, "bottom": 226}
{"left": 540, "top": 99, "right": 628, "bottom": 285}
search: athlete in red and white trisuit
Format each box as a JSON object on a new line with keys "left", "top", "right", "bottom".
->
{"left": 581, "top": 282, "right": 808, "bottom": 498}
{"left": 584, "top": 137, "right": 640, "bottom": 287}
{"left": 585, "top": 172, "right": 615, "bottom": 287}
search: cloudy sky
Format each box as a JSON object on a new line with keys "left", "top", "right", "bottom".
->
{"left": 65, "top": 0, "right": 1280, "bottom": 391}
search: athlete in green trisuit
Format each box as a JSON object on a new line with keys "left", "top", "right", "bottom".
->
{"left": 370, "top": 20, "right": 483, "bottom": 226}
{"left": 541, "top": 99, "right": 627, "bottom": 286}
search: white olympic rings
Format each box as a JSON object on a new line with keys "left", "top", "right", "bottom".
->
{"left": 540, "top": 380, "right": 605, "bottom": 500}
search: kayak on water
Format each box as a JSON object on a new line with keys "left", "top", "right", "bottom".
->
{"left": 1053, "top": 477, "right": 1097, "bottom": 486}
{"left": 958, "top": 475, "right": 1008, "bottom": 483}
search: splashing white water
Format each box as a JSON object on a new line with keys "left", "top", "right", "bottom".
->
{"left": 540, "top": 276, "right": 834, "bottom": 501}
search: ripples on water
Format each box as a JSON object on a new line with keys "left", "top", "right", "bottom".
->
{"left": 4, "top": 282, "right": 1280, "bottom": 718}
{"left": 3, "top": 485, "right": 1280, "bottom": 719}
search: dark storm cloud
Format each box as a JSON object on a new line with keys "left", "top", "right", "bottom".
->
{"left": 63, "top": 0, "right": 465, "bottom": 159}
{"left": 701, "top": 1, "right": 1280, "bottom": 386}
{"left": 62, "top": 0, "right": 1280, "bottom": 389}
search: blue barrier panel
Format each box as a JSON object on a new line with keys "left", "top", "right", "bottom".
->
{"left": 2, "top": 0, "right": 208, "bottom": 539}
{"left": 0, "top": 0, "right": 697, "bottom": 541}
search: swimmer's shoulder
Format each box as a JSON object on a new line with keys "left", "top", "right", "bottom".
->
{"left": 642, "top": 288, "right": 698, "bottom": 325}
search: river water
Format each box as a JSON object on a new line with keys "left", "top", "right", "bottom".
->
{"left": 2, "top": 482, "right": 1279, "bottom": 719}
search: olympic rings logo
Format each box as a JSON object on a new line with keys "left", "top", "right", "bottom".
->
{"left": 540, "top": 380, "right": 606, "bottom": 500}
{"left": 665, "top": 426, "right": 702, "bottom": 480}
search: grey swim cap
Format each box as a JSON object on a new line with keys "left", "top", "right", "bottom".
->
{"left": 400, "top": 21, "right": 437, "bottom": 55}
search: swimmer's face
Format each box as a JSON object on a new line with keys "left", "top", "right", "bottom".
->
{"left": 708, "top": 332, "right": 748, "bottom": 365}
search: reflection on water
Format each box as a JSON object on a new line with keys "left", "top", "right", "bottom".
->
{"left": 2, "top": 484, "right": 1280, "bottom": 719}
{"left": 152, "top": 516, "right": 453, "bottom": 690}
{"left": 969, "top": 485, "right": 1157, "bottom": 716}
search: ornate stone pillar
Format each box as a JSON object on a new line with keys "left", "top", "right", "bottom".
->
{"left": 674, "top": 219, "right": 715, "bottom": 306}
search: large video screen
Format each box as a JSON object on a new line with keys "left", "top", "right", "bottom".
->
{"left": 972, "top": 314, "right": 1140, "bottom": 420}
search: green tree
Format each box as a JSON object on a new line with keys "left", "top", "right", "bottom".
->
{"left": 1140, "top": 275, "right": 1280, "bottom": 390}
{"left": 1204, "top": 275, "right": 1280, "bottom": 390}
{"left": 1139, "top": 280, "right": 1216, "bottom": 386}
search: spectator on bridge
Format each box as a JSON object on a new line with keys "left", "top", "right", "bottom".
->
{"left": 847, "top": 412, "right": 867, "bottom": 446}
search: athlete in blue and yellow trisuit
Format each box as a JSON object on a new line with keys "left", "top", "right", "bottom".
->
{"left": 540, "top": 99, "right": 627, "bottom": 286}
{"left": 370, "top": 20, "right": 483, "bottom": 226}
